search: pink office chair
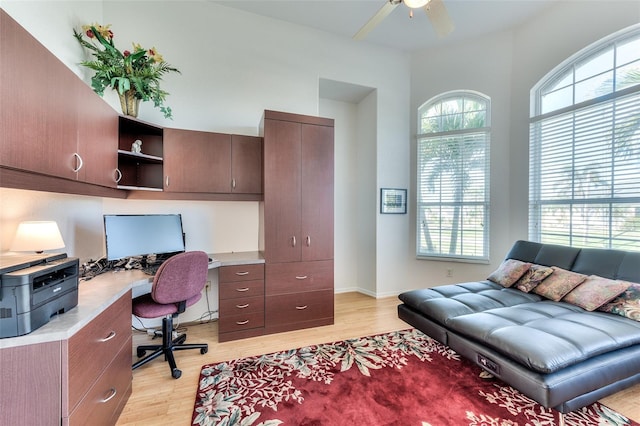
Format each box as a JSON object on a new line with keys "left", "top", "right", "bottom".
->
{"left": 132, "top": 251, "right": 209, "bottom": 379}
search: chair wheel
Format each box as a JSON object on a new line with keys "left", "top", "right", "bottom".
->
{"left": 200, "top": 347, "right": 208, "bottom": 355}
{"left": 137, "top": 349, "right": 146, "bottom": 357}
{"left": 172, "top": 368, "right": 182, "bottom": 379}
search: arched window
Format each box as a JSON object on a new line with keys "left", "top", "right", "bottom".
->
{"left": 416, "top": 91, "right": 491, "bottom": 261}
{"left": 529, "top": 25, "right": 640, "bottom": 250}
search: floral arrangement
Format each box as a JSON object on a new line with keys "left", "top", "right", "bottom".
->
{"left": 73, "top": 23, "right": 180, "bottom": 118}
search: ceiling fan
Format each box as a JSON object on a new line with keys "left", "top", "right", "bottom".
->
{"left": 353, "top": 0, "right": 454, "bottom": 41}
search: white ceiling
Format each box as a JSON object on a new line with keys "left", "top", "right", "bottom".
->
{"left": 211, "top": 0, "right": 558, "bottom": 52}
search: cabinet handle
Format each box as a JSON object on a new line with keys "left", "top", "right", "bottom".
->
{"left": 72, "top": 153, "right": 83, "bottom": 172}
{"left": 306, "top": 236, "right": 311, "bottom": 247}
{"left": 295, "top": 275, "right": 308, "bottom": 280}
{"left": 295, "top": 305, "right": 308, "bottom": 310}
{"left": 235, "top": 271, "right": 250, "bottom": 276}
{"left": 165, "top": 175, "right": 170, "bottom": 187}
{"left": 235, "top": 287, "right": 250, "bottom": 292}
{"left": 114, "top": 168, "right": 122, "bottom": 183}
{"left": 231, "top": 178, "right": 236, "bottom": 189}
{"left": 100, "top": 330, "right": 116, "bottom": 342}
{"left": 236, "top": 320, "right": 250, "bottom": 325}
{"left": 292, "top": 236, "right": 296, "bottom": 247}
{"left": 101, "top": 388, "right": 117, "bottom": 403}
{"left": 236, "top": 303, "right": 250, "bottom": 309}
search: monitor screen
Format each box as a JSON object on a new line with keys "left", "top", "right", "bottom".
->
{"left": 104, "top": 214, "right": 185, "bottom": 261}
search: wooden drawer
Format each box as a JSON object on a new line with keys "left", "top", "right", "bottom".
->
{"left": 219, "top": 295, "right": 264, "bottom": 317}
{"left": 64, "top": 291, "right": 132, "bottom": 414}
{"left": 66, "top": 338, "right": 132, "bottom": 426}
{"left": 219, "top": 264, "right": 264, "bottom": 283}
{"left": 219, "top": 279, "right": 264, "bottom": 300}
{"left": 265, "top": 260, "right": 333, "bottom": 295}
{"left": 218, "top": 311, "right": 265, "bottom": 333}
{"left": 265, "top": 289, "right": 334, "bottom": 328}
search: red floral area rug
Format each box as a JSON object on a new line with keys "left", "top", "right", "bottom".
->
{"left": 192, "top": 329, "right": 638, "bottom": 426}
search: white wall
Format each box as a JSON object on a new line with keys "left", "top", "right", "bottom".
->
{"left": 0, "top": 0, "right": 410, "bottom": 320}
{"left": 402, "top": 0, "right": 640, "bottom": 295}
{"left": 508, "top": 0, "right": 640, "bottom": 245}
{"left": 407, "top": 30, "right": 515, "bottom": 291}
{"left": 2, "top": 0, "right": 638, "bottom": 305}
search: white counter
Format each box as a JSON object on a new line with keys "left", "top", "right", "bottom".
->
{"left": 0, "top": 251, "right": 263, "bottom": 349}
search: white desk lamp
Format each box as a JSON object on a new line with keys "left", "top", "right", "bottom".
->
{"left": 11, "top": 221, "right": 65, "bottom": 253}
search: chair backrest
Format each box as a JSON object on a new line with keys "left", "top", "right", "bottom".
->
{"left": 151, "top": 251, "right": 209, "bottom": 305}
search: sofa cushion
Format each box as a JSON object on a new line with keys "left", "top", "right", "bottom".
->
{"left": 533, "top": 267, "right": 587, "bottom": 301}
{"left": 398, "top": 281, "right": 541, "bottom": 326}
{"left": 617, "top": 252, "right": 640, "bottom": 282}
{"left": 514, "top": 264, "right": 554, "bottom": 293}
{"left": 446, "top": 301, "right": 640, "bottom": 373}
{"left": 571, "top": 248, "right": 627, "bottom": 279}
{"left": 533, "top": 244, "right": 581, "bottom": 269}
{"left": 487, "top": 259, "right": 532, "bottom": 287}
{"left": 562, "top": 275, "right": 631, "bottom": 311}
{"left": 599, "top": 282, "right": 640, "bottom": 321}
{"left": 505, "top": 240, "right": 543, "bottom": 263}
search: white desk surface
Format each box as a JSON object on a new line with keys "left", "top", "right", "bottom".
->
{"left": 0, "top": 251, "right": 263, "bottom": 349}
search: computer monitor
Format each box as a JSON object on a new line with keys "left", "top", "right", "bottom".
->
{"left": 104, "top": 214, "right": 185, "bottom": 262}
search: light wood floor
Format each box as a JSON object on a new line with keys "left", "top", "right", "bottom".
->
{"left": 116, "top": 292, "right": 640, "bottom": 425}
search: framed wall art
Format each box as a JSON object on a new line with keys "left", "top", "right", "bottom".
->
{"left": 380, "top": 188, "right": 407, "bottom": 214}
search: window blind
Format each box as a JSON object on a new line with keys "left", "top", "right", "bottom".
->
{"left": 417, "top": 129, "right": 490, "bottom": 260}
{"left": 529, "top": 90, "right": 640, "bottom": 250}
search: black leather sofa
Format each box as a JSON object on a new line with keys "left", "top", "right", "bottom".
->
{"left": 397, "top": 240, "right": 640, "bottom": 414}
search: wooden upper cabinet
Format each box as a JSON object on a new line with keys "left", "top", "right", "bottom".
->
{"left": 263, "top": 118, "right": 302, "bottom": 263}
{"left": 0, "top": 10, "right": 118, "bottom": 188}
{"left": 1, "top": 10, "right": 77, "bottom": 180}
{"left": 231, "top": 135, "right": 263, "bottom": 194}
{"left": 301, "top": 123, "right": 334, "bottom": 261}
{"left": 76, "top": 83, "right": 119, "bottom": 188}
{"left": 263, "top": 111, "right": 334, "bottom": 264}
{"left": 163, "top": 128, "right": 231, "bottom": 193}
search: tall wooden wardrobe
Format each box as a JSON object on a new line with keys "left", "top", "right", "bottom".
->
{"left": 261, "top": 110, "right": 335, "bottom": 334}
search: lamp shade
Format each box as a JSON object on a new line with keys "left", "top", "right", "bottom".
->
{"left": 404, "top": 0, "right": 430, "bottom": 8}
{"left": 11, "top": 221, "right": 65, "bottom": 253}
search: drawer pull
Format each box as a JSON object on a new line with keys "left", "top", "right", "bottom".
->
{"left": 295, "top": 275, "right": 308, "bottom": 280}
{"left": 236, "top": 320, "right": 250, "bottom": 325}
{"left": 295, "top": 305, "right": 308, "bottom": 310}
{"left": 236, "top": 287, "right": 250, "bottom": 292}
{"left": 101, "top": 388, "right": 117, "bottom": 403}
{"left": 292, "top": 236, "right": 296, "bottom": 247}
{"left": 235, "top": 271, "right": 250, "bottom": 276}
{"left": 100, "top": 331, "right": 116, "bottom": 342}
{"left": 236, "top": 303, "right": 250, "bottom": 309}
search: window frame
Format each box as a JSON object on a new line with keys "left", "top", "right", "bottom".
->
{"left": 529, "top": 24, "right": 640, "bottom": 251}
{"left": 416, "top": 90, "right": 491, "bottom": 263}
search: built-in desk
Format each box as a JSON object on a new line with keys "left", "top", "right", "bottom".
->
{"left": 0, "top": 251, "right": 263, "bottom": 426}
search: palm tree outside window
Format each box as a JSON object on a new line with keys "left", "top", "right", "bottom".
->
{"left": 530, "top": 25, "right": 640, "bottom": 250}
{"left": 416, "top": 91, "right": 491, "bottom": 261}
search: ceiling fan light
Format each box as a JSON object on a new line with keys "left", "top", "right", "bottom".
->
{"left": 404, "top": 0, "right": 430, "bottom": 9}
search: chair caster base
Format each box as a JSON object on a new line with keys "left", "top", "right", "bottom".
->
{"left": 172, "top": 368, "right": 182, "bottom": 379}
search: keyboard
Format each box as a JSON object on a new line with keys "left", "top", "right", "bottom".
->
{"left": 142, "top": 264, "right": 161, "bottom": 276}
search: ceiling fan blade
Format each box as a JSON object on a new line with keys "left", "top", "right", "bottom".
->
{"left": 425, "top": 0, "right": 454, "bottom": 38}
{"left": 353, "top": 1, "right": 400, "bottom": 40}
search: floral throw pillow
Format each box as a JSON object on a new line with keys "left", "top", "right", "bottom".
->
{"left": 599, "top": 282, "right": 640, "bottom": 321}
{"left": 514, "top": 264, "right": 554, "bottom": 293}
{"left": 562, "top": 275, "right": 632, "bottom": 311}
{"left": 487, "top": 259, "right": 532, "bottom": 287}
{"left": 533, "top": 267, "right": 587, "bottom": 301}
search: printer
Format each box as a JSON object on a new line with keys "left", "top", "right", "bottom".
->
{"left": 0, "top": 253, "right": 79, "bottom": 338}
